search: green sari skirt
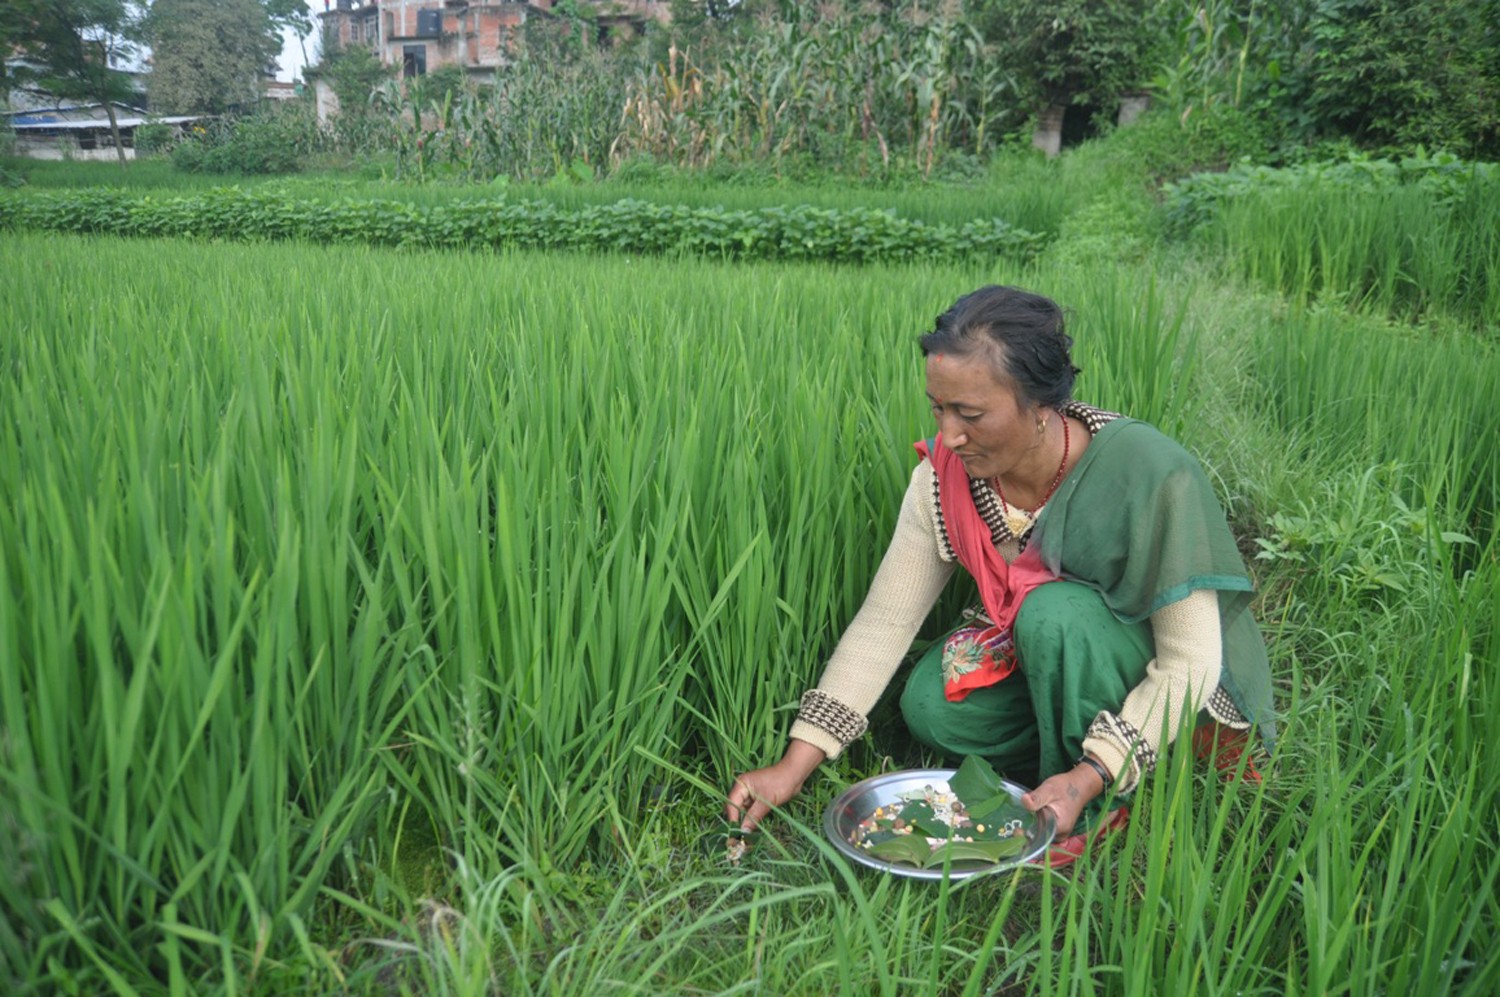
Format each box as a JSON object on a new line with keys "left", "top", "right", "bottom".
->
{"left": 900, "top": 580, "right": 1152, "bottom": 805}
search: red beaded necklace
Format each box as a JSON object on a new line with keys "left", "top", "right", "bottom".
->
{"left": 994, "top": 415, "right": 1070, "bottom": 537}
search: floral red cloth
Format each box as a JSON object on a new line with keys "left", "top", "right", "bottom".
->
{"left": 940, "top": 623, "right": 1017, "bottom": 701}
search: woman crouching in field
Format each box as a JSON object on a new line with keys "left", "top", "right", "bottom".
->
{"left": 725, "top": 285, "right": 1274, "bottom": 865}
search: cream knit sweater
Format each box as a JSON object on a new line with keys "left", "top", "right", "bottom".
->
{"left": 788, "top": 458, "right": 1237, "bottom": 793}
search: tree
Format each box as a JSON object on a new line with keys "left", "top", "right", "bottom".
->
{"left": 0, "top": 1, "right": 38, "bottom": 107}
{"left": 1300, "top": 0, "right": 1500, "bottom": 157}
{"left": 263, "top": 0, "right": 314, "bottom": 76}
{"left": 970, "top": 0, "right": 1156, "bottom": 112}
{"left": 667, "top": 0, "right": 751, "bottom": 29}
{"left": 147, "top": 0, "right": 281, "bottom": 114}
{"left": 262, "top": 0, "right": 311, "bottom": 39}
{"left": 310, "top": 34, "right": 389, "bottom": 116}
{"left": 7, "top": 0, "right": 144, "bottom": 166}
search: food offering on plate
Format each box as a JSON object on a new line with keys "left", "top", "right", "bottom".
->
{"left": 850, "top": 782, "right": 1029, "bottom": 869}
{"left": 824, "top": 756, "right": 1055, "bottom": 877}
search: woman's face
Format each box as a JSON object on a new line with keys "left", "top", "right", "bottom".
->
{"left": 924, "top": 351, "right": 1046, "bottom": 482}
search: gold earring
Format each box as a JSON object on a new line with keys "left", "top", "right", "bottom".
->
{"left": 1037, "top": 419, "right": 1047, "bottom": 434}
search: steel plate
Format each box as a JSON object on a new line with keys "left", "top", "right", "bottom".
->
{"left": 822, "top": 768, "right": 1056, "bottom": 880}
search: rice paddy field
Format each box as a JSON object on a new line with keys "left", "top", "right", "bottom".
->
{"left": 2, "top": 160, "right": 1499, "bottom": 993}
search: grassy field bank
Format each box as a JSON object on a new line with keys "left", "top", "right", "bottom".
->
{"left": 1, "top": 229, "right": 1496, "bottom": 993}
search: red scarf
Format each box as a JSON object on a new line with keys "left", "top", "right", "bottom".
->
{"left": 915, "top": 435, "right": 1059, "bottom": 699}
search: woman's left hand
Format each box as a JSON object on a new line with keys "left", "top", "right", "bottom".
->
{"left": 1021, "top": 763, "right": 1106, "bottom": 837}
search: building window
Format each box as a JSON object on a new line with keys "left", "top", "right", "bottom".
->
{"left": 403, "top": 44, "right": 427, "bottom": 77}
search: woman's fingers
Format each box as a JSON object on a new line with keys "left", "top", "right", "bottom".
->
{"left": 725, "top": 777, "right": 751, "bottom": 825}
{"left": 725, "top": 745, "right": 821, "bottom": 832}
{"left": 742, "top": 797, "right": 772, "bottom": 832}
{"left": 1020, "top": 774, "right": 1087, "bottom": 836}
{"left": 726, "top": 775, "right": 775, "bottom": 831}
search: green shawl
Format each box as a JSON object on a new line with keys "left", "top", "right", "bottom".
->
{"left": 1031, "top": 418, "right": 1277, "bottom": 746}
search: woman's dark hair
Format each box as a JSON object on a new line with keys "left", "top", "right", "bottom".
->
{"left": 919, "top": 286, "right": 1079, "bottom": 408}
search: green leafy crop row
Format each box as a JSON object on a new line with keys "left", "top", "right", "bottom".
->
{"left": 0, "top": 187, "right": 1043, "bottom": 264}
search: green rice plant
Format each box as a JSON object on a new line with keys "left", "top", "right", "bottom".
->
{"left": 1162, "top": 154, "right": 1499, "bottom": 236}
{"left": 1055, "top": 271, "right": 1202, "bottom": 437}
{"left": 1242, "top": 304, "right": 1500, "bottom": 540}
{"left": 2, "top": 230, "right": 1497, "bottom": 993}
{"left": 1178, "top": 163, "right": 1500, "bottom": 333}
{"left": 0, "top": 252, "right": 425, "bottom": 988}
{"left": 0, "top": 155, "right": 258, "bottom": 190}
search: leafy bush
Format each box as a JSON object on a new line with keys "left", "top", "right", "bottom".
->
{"left": 1253, "top": 463, "right": 1477, "bottom": 604}
{"left": 410, "top": 64, "right": 467, "bottom": 108}
{"left": 972, "top": 0, "right": 1158, "bottom": 110}
{"left": 1079, "top": 104, "right": 1275, "bottom": 188}
{"left": 171, "top": 106, "right": 318, "bottom": 175}
{"left": 606, "top": 155, "right": 674, "bottom": 186}
{"left": 132, "top": 122, "right": 176, "bottom": 154}
{"left": 1142, "top": 0, "right": 1498, "bottom": 159}
{"left": 0, "top": 187, "right": 1045, "bottom": 264}
{"left": 1298, "top": 0, "right": 1500, "bottom": 158}
{"left": 308, "top": 39, "right": 398, "bottom": 154}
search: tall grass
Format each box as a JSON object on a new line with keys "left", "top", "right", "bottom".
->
{"left": 1243, "top": 305, "right": 1500, "bottom": 539}
{"left": 2, "top": 232, "right": 1497, "bottom": 993}
{"left": 0, "top": 155, "right": 275, "bottom": 190}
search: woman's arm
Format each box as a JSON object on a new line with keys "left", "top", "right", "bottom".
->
{"left": 1081, "top": 588, "right": 1224, "bottom": 792}
{"left": 726, "top": 463, "right": 955, "bottom": 830}
{"left": 786, "top": 461, "right": 956, "bottom": 757}
{"left": 1022, "top": 590, "right": 1222, "bottom": 834}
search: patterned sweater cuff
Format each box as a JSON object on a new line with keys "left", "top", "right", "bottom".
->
{"left": 1082, "top": 711, "right": 1157, "bottom": 794}
{"left": 791, "top": 690, "right": 868, "bottom": 760}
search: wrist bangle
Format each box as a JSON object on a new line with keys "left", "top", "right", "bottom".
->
{"left": 1077, "top": 754, "right": 1112, "bottom": 790}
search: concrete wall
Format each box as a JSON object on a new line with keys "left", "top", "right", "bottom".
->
{"left": 1032, "top": 93, "right": 1154, "bottom": 158}
{"left": 13, "top": 135, "right": 136, "bottom": 161}
{"left": 313, "top": 78, "right": 340, "bottom": 125}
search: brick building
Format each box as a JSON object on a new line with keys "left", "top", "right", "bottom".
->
{"left": 318, "top": 1, "right": 668, "bottom": 81}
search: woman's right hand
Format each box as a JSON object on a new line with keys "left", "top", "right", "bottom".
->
{"left": 725, "top": 739, "right": 827, "bottom": 831}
